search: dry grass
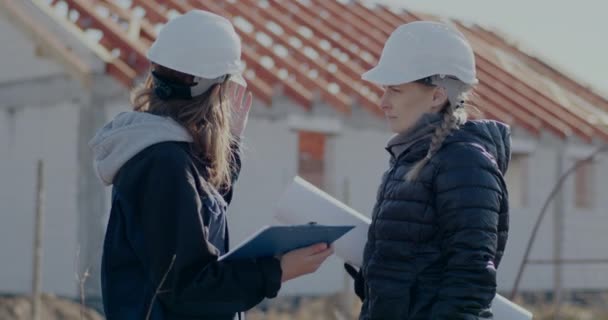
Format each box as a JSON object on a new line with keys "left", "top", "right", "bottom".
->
{"left": 248, "top": 292, "right": 608, "bottom": 320}
{"left": 247, "top": 294, "right": 362, "bottom": 320}
{"left": 527, "top": 305, "right": 608, "bottom": 320}
{"left": 3, "top": 292, "right": 608, "bottom": 319}
{"left": 520, "top": 292, "right": 608, "bottom": 320}
{"left": 0, "top": 293, "right": 103, "bottom": 320}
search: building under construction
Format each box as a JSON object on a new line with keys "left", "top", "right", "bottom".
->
{"left": 1, "top": 0, "right": 607, "bottom": 308}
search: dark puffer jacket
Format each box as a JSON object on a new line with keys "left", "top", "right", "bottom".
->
{"left": 359, "top": 120, "right": 511, "bottom": 320}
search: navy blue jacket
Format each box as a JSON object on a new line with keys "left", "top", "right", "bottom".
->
{"left": 101, "top": 142, "right": 282, "bottom": 320}
{"left": 359, "top": 120, "right": 511, "bottom": 320}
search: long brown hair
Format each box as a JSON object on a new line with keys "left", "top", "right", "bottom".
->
{"left": 131, "top": 63, "right": 236, "bottom": 190}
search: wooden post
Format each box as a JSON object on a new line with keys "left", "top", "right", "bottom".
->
{"left": 553, "top": 146, "right": 565, "bottom": 319}
{"left": 31, "top": 160, "right": 45, "bottom": 320}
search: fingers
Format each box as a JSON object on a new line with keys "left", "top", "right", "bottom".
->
{"left": 243, "top": 92, "right": 253, "bottom": 111}
{"left": 317, "top": 246, "right": 334, "bottom": 259}
{"left": 307, "top": 247, "right": 333, "bottom": 272}
{"left": 235, "top": 85, "right": 246, "bottom": 108}
{"left": 231, "top": 82, "right": 238, "bottom": 100}
{"left": 280, "top": 244, "right": 334, "bottom": 282}
{"left": 288, "top": 243, "right": 327, "bottom": 257}
{"left": 309, "top": 246, "right": 333, "bottom": 262}
{"left": 307, "top": 243, "right": 328, "bottom": 254}
{"left": 230, "top": 84, "right": 252, "bottom": 115}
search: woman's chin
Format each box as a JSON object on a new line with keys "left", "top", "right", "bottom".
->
{"left": 386, "top": 121, "right": 407, "bottom": 134}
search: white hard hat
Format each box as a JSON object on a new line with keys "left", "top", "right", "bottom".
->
{"left": 362, "top": 21, "right": 478, "bottom": 86}
{"left": 147, "top": 10, "right": 246, "bottom": 88}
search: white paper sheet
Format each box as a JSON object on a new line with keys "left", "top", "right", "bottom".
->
{"left": 274, "top": 176, "right": 532, "bottom": 320}
{"left": 274, "top": 176, "right": 370, "bottom": 266}
{"left": 492, "top": 294, "right": 533, "bottom": 320}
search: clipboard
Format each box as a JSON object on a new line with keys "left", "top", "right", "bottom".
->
{"left": 219, "top": 224, "right": 354, "bottom": 261}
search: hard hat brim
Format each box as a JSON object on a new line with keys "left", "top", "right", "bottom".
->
{"left": 362, "top": 65, "right": 479, "bottom": 86}
{"left": 361, "top": 65, "right": 418, "bottom": 86}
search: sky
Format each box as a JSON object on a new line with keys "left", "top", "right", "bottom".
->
{"left": 372, "top": 0, "right": 608, "bottom": 96}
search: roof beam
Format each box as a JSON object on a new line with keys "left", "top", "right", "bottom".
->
{"left": 215, "top": 0, "right": 354, "bottom": 114}
{"left": 243, "top": 0, "right": 383, "bottom": 114}
{"left": 32, "top": 0, "right": 137, "bottom": 87}
{"left": 63, "top": 0, "right": 149, "bottom": 73}
{"left": 280, "top": 0, "right": 377, "bottom": 70}
{"left": 311, "top": 0, "right": 385, "bottom": 57}
{"left": 97, "top": 0, "right": 156, "bottom": 45}
{"left": 0, "top": 0, "right": 93, "bottom": 87}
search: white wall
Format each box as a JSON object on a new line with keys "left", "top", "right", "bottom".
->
{"left": 328, "top": 126, "right": 392, "bottom": 215}
{"left": 227, "top": 114, "right": 392, "bottom": 296}
{"left": 498, "top": 137, "right": 608, "bottom": 292}
{"left": 285, "top": 124, "right": 391, "bottom": 296}
{"left": 0, "top": 8, "right": 110, "bottom": 298}
{"left": 0, "top": 102, "right": 80, "bottom": 297}
{"left": 226, "top": 116, "right": 300, "bottom": 294}
{"left": 560, "top": 149, "right": 608, "bottom": 290}
{"left": 227, "top": 117, "right": 298, "bottom": 241}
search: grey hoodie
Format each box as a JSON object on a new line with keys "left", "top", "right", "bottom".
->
{"left": 89, "top": 112, "right": 192, "bottom": 186}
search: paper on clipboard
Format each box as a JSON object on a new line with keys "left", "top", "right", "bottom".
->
{"left": 274, "top": 177, "right": 532, "bottom": 320}
{"left": 274, "top": 176, "right": 370, "bottom": 267}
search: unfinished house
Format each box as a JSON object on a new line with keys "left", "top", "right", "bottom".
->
{"left": 1, "top": 0, "right": 607, "bottom": 308}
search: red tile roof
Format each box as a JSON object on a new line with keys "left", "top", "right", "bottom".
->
{"left": 32, "top": 0, "right": 608, "bottom": 142}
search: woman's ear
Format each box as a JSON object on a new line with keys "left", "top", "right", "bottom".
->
{"left": 430, "top": 87, "right": 448, "bottom": 112}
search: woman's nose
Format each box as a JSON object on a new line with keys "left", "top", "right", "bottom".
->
{"left": 379, "top": 92, "right": 391, "bottom": 110}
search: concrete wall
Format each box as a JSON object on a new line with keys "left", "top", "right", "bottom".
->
{"left": 0, "top": 101, "right": 80, "bottom": 297}
{"left": 497, "top": 136, "right": 608, "bottom": 292}
{"left": 227, "top": 113, "right": 392, "bottom": 296}
{"left": 0, "top": 8, "right": 83, "bottom": 297}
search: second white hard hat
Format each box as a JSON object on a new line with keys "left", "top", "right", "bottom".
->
{"left": 362, "top": 21, "right": 478, "bottom": 86}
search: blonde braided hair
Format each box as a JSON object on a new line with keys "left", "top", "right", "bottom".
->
{"left": 405, "top": 103, "right": 464, "bottom": 182}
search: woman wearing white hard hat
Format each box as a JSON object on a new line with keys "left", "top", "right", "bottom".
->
{"left": 90, "top": 10, "right": 333, "bottom": 320}
{"left": 344, "top": 21, "right": 511, "bottom": 319}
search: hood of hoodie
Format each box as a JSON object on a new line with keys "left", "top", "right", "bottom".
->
{"left": 443, "top": 119, "right": 512, "bottom": 174}
{"left": 89, "top": 111, "right": 193, "bottom": 186}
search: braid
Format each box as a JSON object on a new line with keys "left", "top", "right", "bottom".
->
{"left": 405, "top": 104, "right": 460, "bottom": 182}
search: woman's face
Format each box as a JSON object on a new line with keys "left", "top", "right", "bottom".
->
{"left": 379, "top": 82, "right": 447, "bottom": 133}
